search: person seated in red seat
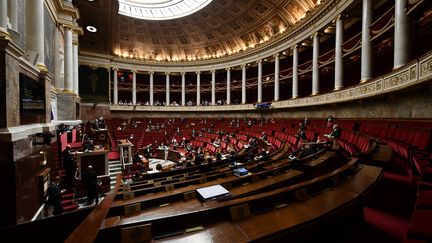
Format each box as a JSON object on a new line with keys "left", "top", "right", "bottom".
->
{"left": 326, "top": 116, "right": 335, "bottom": 127}
{"left": 97, "top": 117, "right": 106, "bottom": 129}
{"left": 133, "top": 152, "right": 141, "bottom": 164}
{"left": 92, "top": 118, "right": 100, "bottom": 130}
{"left": 83, "top": 139, "right": 95, "bottom": 152}
{"left": 324, "top": 124, "right": 341, "bottom": 149}
{"left": 304, "top": 117, "right": 309, "bottom": 127}
{"left": 295, "top": 124, "right": 307, "bottom": 145}
{"left": 261, "top": 132, "right": 268, "bottom": 142}
{"left": 328, "top": 124, "right": 341, "bottom": 139}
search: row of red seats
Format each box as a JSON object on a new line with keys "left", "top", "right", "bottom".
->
{"left": 359, "top": 122, "right": 431, "bottom": 161}
{"left": 337, "top": 130, "right": 373, "bottom": 157}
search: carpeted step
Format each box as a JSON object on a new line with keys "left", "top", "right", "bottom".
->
{"left": 61, "top": 199, "right": 74, "bottom": 205}
{"left": 63, "top": 203, "right": 78, "bottom": 212}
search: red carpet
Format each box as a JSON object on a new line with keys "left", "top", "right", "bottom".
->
{"left": 108, "top": 151, "right": 120, "bottom": 161}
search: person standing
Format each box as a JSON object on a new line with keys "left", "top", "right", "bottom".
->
{"left": 47, "top": 178, "right": 64, "bottom": 215}
{"left": 62, "top": 145, "right": 77, "bottom": 189}
{"left": 82, "top": 165, "right": 99, "bottom": 206}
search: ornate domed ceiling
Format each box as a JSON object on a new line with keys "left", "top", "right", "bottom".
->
{"left": 75, "top": 0, "right": 321, "bottom": 62}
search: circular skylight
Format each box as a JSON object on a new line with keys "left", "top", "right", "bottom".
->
{"left": 118, "top": 0, "right": 213, "bottom": 20}
{"left": 86, "top": 26, "right": 97, "bottom": 32}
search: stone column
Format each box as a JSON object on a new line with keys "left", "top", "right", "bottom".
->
{"left": 242, "top": 64, "right": 246, "bottom": 104}
{"left": 211, "top": 70, "right": 216, "bottom": 105}
{"left": 165, "top": 72, "right": 170, "bottom": 105}
{"left": 361, "top": 0, "right": 373, "bottom": 82}
{"left": 132, "top": 70, "right": 137, "bottom": 105}
{"left": 0, "top": 0, "right": 8, "bottom": 38}
{"left": 292, "top": 45, "right": 299, "bottom": 98}
{"left": 394, "top": 0, "right": 410, "bottom": 69}
{"left": 149, "top": 71, "right": 154, "bottom": 105}
{"left": 274, "top": 53, "right": 280, "bottom": 101}
{"left": 63, "top": 27, "right": 74, "bottom": 92}
{"left": 226, "top": 68, "right": 231, "bottom": 105}
{"left": 113, "top": 68, "right": 118, "bottom": 104}
{"left": 335, "top": 15, "right": 344, "bottom": 90}
{"left": 10, "top": 0, "right": 18, "bottom": 31}
{"left": 196, "top": 71, "right": 201, "bottom": 105}
{"left": 73, "top": 40, "right": 79, "bottom": 95}
{"left": 26, "top": 0, "right": 45, "bottom": 70}
{"left": 257, "top": 60, "right": 263, "bottom": 102}
{"left": 181, "top": 72, "right": 186, "bottom": 106}
{"left": 312, "top": 33, "right": 320, "bottom": 95}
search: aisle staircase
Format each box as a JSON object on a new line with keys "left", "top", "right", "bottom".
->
{"left": 61, "top": 190, "right": 78, "bottom": 212}
{"left": 108, "top": 160, "right": 122, "bottom": 189}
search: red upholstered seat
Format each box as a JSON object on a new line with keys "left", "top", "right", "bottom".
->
{"left": 408, "top": 209, "right": 432, "bottom": 241}
{"left": 413, "top": 153, "right": 432, "bottom": 183}
{"left": 402, "top": 238, "right": 428, "bottom": 243}
{"left": 416, "top": 190, "right": 432, "bottom": 209}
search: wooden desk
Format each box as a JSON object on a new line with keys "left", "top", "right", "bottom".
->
{"left": 92, "top": 129, "right": 110, "bottom": 149}
{"left": 76, "top": 150, "right": 109, "bottom": 179}
{"left": 155, "top": 149, "right": 182, "bottom": 162}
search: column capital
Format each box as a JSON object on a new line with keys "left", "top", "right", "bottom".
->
{"left": 210, "top": 70, "right": 216, "bottom": 73}
{"left": 273, "top": 53, "right": 280, "bottom": 58}
{"left": 180, "top": 72, "right": 186, "bottom": 75}
{"left": 112, "top": 67, "right": 119, "bottom": 71}
{"left": 0, "top": 28, "right": 11, "bottom": 40}
{"left": 333, "top": 14, "right": 347, "bottom": 23}
{"left": 131, "top": 69, "right": 137, "bottom": 73}
{"left": 225, "top": 67, "right": 231, "bottom": 71}
{"left": 72, "top": 40, "right": 79, "bottom": 46}
{"left": 291, "top": 44, "right": 298, "bottom": 50}
{"left": 241, "top": 64, "right": 246, "bottom": 68}
{"left": 310, "top": 32, "right": 320, "bottom": 39}
{"left": 62, "top": 25, "right": 72, "bottom": 31}
{"left": 196, "top": 71, "right": 201, "bottom": 74}
{"left": 149, "top": 71, "right": 154, "bottom": 75}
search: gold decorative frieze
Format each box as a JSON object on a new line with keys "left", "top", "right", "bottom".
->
{"left": 383, "top": 69, "right": 410, "bottom": 90}
{"left": 419, "top": 56, "right": 432, "bottom": 79}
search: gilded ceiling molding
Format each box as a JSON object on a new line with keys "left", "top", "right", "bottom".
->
{"left": 80, "top": 0, "right": 354, "bottom": 73}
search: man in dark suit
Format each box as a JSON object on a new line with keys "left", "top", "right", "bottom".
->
{"left": 329, "top": 124, "right": 341, "bottom": 139}
{"left": 82, "top": 165, "right": 99, "bottom": 206}
{"left": 325, "top": 124, "right": 342, "bottom": 149}
{"left": 47, "top": 177, "right": 64, "bottom": 215}
{"left": 62, "top": 145, "right": 76, "bottom": 188}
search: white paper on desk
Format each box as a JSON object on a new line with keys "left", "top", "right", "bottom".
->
{"left": 196, "top": 185, "right": 229, "bottom": 200}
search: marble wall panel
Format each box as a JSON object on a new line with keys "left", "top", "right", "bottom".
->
{"left": 80, "top": 103, "right": 111, "bottom": 121}
{"left": 5, "top": 53, "right": 20, "bottom": 127}
{"left": 57, "top": 93, "right": 76, "bottom": 121}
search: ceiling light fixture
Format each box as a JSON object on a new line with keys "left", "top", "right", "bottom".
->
{"left": 86, "top": 25, "right": 97, "bottom": 32}
{"left": 118, "top": 0, "right": 213, "bottom": 21}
